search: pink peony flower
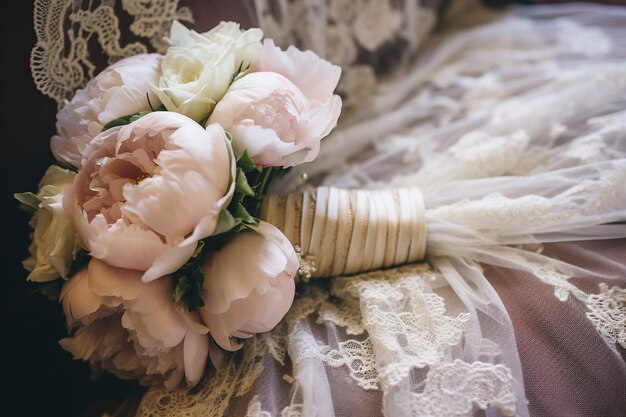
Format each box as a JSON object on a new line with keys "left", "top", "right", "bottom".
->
{"left": 208, "top": 39, "right": 342, "bottom": 167}
{"left": 64, "top": 112, "right": 235, "bottom": 282}
{"left": 52, "top": 54, "right": 162, "bottom": 168}
{"left": 198, "top": 221, "right": 298, "bottom": 351}
{"left": 59, "top": 259, "right": 210, "bottom": 389}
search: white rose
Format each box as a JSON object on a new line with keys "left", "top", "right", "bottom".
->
{"left": 154, "top": 21, "right": 263, "bottom": 122}
{"left": 51, "top": 54, "right": 162, "bottom": 168}
{"left": 23, "top": 165, "right": 77, "bottom": 282}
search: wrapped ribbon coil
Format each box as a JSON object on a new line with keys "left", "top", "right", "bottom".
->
{"left": 261, "top": 186, "right": 427, "bottom": 278}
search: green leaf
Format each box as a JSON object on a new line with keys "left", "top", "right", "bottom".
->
{"left": 66, "top": 250, "right": 91, "bottom": 278}
{"left": 250, "top": 167, "right": 278, "bottom": 203}
{"left": 192, "top": 240, "right": 205, "bottom": 258}
{"left": 173, "top": 275, "right": 190, "bottom": 303}
{"left": 101, "top": 110, "right": 153, "bottom": 132}
{"left": 39, "top": 281, "right": 63, "bottom": 301}
{"left": 214, "top": 209, "right": 240, "bottom": 235}
{"left": 236, "top": 150, "right": 257, "bottom": 173}
{"left": 102, "top": 114, "right": 136, "bottom": 131}
{"left": 235, "top": 202, "right": 257, "bottom": 226}
{"left": 231, "top": 61, "right": 245, "bottom": 84}
{"left": 235, "top": 169, "right": 255, "bottom": 197}
{"left": 14, "top": 192, "right": 41, "bottom": 211}
{"left": 172, "top": 262, "right": 206, "bottom": 311}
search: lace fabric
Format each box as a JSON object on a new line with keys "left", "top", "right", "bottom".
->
{"left": 138, "top": 264, "right": 524, "bottom": 417}
{"left": 248, "top": 0, "right": 441, "bottom": 111}
{"left": 585, "top": 284, "right": 626, "bottom": 350}
{"left": 31, "top": 0, "right": 193, "bottom": 106}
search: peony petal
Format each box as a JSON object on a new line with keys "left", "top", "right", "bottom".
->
{"left": 60, "top": 268, "right": 102, "bottom": 325}
{"left": 230, "top": 124, "right": 295, "bottom": 166}
{"left": 239, "top": 272, "right": 295, "bottom": 334}
{"left": 256, "top": 39, "right": 341, "bottom": 102}
{"left": 183, "top": 329, "right": 209, "bottom": 386}
{"left": 84, "top": 215, "right": 171, "bottom": 272}
{"left": 200, "top": 310, "right": 244, "bottom": 351}
{"left": 141, "top": 243, "right": 197, "bottom": 282}
{"left": 53, "top": 54, "right": 161, "bottom": 168}
{"left": 87, "top": 258, "right": 146, "bottom": 301}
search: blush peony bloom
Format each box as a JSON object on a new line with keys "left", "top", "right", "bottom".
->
{"left": 208, "top": 39, "right": 342, "bottom": 167}
{"left": 23, "top": 165, "right": 76, "bottom": 282}
{"left": 155, "top": 21, "right": 263, "bottom": 122}
{"left": 59, "top": 259, "right": 210, "bottom": 389}
{"left": 198, "top": 221, "right": 298, "bottom": 351}
{"left": 52, "top": 54, "right": 162, "bottom": 168}
{"left": 64, "top": 112, "right": 235, "bottom": 282}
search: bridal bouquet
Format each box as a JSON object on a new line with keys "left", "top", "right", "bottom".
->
{"left": 17, "top": 21, "right": 341, "bottom": 389}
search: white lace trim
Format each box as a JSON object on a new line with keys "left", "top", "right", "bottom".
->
{"left": 586, "top": 283, "right": 626, "bottom": 349}
{"left": 405, "top": 360, "right": 516, "bottom": 417}
{"left": 31, "top": 0, "right": 193, "bottom": 106}
{"left": 317, "top": 298, "right": 365, "bottom": 336}
{"left": 324, "top": 337, "right": 379, "bottom": 390}
{"left": 332, "top": 265, "right": 471, "bottom": 388}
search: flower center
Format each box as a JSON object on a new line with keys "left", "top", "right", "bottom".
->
{"left": 81, "top": 138, "right": 163, "bottom": 225}
{"left": 134, "top": 172, "right": 151, "bottom": 183}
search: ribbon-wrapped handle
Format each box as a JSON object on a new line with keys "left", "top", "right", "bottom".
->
{"left": 261, "top": 186, "right": 427, "bottom": 278}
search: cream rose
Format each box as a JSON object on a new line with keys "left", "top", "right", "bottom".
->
{"left": 64, "top": 112, "right": 235, "bottom": 282}
{"left": 208, "top": 39, "right": 342, "bottom": 167}
{"left": 52, "top": 54, "right": 162, "bottom": 168}
{"left": 22, "top": 165, "right": 76, "bottom": 282}
{"left": 60, "top": 259, "right": 210, "bottom": 388}
{"left": 198, "top": 221, "right": 298, "bottom": 351}
{"left": 155, "top": 21, "right": 263, "bottom": 122}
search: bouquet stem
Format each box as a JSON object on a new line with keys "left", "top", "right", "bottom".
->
{"left": 261, "top": 187, "right": 427, "bottom": 278}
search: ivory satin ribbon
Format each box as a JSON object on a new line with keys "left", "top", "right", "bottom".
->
{"left": 261, "top": 186, "right": 427, "bottom": 278}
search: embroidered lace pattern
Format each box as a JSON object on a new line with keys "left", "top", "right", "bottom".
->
{"left": 137, "top": 288, "right": 327, "bottom": 417}
{"left": 324, "top": 337, "right": 379, "bottom": 390}
{"left": 137, "top": 335, "right": 267, "bottom": 417}
{"left": 585, "top": 284, "right": 626, "bottom": 349}
{"left": 31, "top": 0, "right": 193, "bottom": 106}
{"left": 403, "top": 360, "right": 516, "bottom": 417}
{"left": 137, "top": 263, "right": 520, "bottom": 417}
{"left": 332, "top": 265, "right": 471, "bottom": 389}
{"left": 250, "top": 0, "right": 439, "bottom": 110}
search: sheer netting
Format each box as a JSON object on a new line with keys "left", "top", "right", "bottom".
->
{"left": 31, "top": 1, "right": 626, "bottom": 416}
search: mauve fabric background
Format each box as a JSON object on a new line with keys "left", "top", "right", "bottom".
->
{"left": 1, "top": 1, "right": 624, "bottom": 416}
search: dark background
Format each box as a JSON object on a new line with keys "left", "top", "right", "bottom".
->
{"left": 1, "top": 1, "right": 624, "bottom": 416}
{"left": 0, "top": 3, "right": 138, "bottom": 417}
